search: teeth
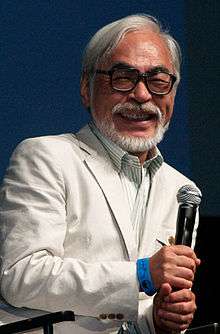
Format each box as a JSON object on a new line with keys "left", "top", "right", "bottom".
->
{"left": 122, "top": 114, "right": 154, "bottom": 121}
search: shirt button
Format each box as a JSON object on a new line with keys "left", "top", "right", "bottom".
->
{"left": 108, "top": 313, "right": 116, "bottom": 320}
{"left": 99, "top": 314, "right": 107, "bottom": 320}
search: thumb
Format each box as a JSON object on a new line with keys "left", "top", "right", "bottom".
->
{"left": 153, "top": 283, "right": 172, "bottom": 328}
{"left": 158, "top": 283, "right": 172, "bottom": 300}
{"left": 154, "top": 283, "right": 172, "bottom": 307}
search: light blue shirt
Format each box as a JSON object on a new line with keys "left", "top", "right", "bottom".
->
{"left": 89, "top": 121, "right": 163, "bottom": 257}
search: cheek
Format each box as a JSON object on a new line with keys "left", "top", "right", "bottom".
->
{"left": 91, "top": 85, "right": 125, "bottom": 119}
{"left": 91, "top": 92, "right": 114, "bottom": 123}
{"left": 159, "top": 96, "right": 175, "bottom": 123}
{"left": 91, "top": 81, "right": 112, "bottom": 108}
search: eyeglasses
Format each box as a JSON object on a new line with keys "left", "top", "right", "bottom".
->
{"left": 96, "top": 66, "right": 177, "bottom": 95}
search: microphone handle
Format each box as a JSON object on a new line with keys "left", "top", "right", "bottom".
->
{"left": 175, "top": 203, "right": 197, "bottom": 247}
{"left": 172, "top": 204, "right": 197, "bottom": 334}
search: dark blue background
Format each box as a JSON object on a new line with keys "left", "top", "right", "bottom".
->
{"left": 1, "top": 2, "right": 220, "bottom": 325}
{"left": 1, "top": 1, "right": 219, "bottom": 215}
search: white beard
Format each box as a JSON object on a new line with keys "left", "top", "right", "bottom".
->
{"left": 92, "top": 102, "right": 169, "bottom": 153}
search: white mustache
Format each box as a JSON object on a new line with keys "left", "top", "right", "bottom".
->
{"left": 112, "top": 102, "right": 162, "bottom": 121}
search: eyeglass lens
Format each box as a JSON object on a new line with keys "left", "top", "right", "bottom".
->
{"left": 111, "top": 69, "right": 173, "bottom": 94}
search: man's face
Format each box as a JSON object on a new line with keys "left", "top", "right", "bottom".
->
{"left": 81, "top": 29, "right": 176, "bottom": 153}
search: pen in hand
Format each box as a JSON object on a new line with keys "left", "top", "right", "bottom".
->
{"left": 156, "top": 239, "right": 166, "bottom": 246}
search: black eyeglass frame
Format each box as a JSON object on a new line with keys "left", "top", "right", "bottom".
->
{"left": 95, "top": 67, "right": 177, "bottom": 96}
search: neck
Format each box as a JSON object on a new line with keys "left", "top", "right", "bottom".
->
{"left": 129, "top": 149, "right": 155, "bottom": 165}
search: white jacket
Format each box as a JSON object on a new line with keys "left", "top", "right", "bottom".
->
{"left": 0, "top": 125, "right": 197, "bottom": 334}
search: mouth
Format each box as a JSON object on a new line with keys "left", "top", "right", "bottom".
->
{"left": 118, "top": 112, "right": 158, "bottom": 122}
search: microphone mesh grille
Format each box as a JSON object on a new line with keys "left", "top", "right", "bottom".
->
{"left": 177, "top": 184, "right": 202, "bottom": 205}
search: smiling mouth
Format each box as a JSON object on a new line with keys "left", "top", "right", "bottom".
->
{"left": 119, "top": 113, "right": 158, "bottom": 122}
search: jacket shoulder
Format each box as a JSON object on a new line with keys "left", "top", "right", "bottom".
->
{"left": 159, "top": 162, "right": 197, "bottom": 189}
{"left": 11, "top": 133, "right": 81, "bottom": 159}
{"left": 16, "top": 133, "right": 77, "bottom": 149}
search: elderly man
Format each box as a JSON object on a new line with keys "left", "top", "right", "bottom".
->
{"left": 0, "top": 14, "right": 200, "bottom": 334}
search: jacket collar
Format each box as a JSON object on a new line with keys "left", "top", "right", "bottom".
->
{"left": 75, "top": 125, "right": 138, "bottom": 260}
{"left": 74, "top": 125, "right": 167, "bottom": 260}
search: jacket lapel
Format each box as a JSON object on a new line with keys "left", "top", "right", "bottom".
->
{"left": 75, "top": 126, "right": 137, "bottom": 260}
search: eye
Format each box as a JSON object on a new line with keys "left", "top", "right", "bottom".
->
{"left": 149, "top": 79, "right": 170, "bottom": 86}
{"left": 111, "top": 69, "right": 137, "bottom": 89}
{"left": 148, "top": 73, "right": 171, "bottom": 85}
{"left": 147, "top": 72, "right": 173, "bottom": 94}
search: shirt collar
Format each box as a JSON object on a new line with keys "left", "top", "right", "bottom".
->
{"left": 89, "top": 121, "right": 163, "bottom": 177}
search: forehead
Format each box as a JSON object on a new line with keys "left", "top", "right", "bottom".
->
{"left": 107, "top": 29, "right": 173, "bottom": 71}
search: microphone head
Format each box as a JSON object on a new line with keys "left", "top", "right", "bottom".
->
{"left": 177, "top": 184, "right": 202, "bottom": 206}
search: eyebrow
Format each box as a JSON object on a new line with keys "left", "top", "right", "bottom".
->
{"left": 110, "top": 62, "right": 172, "bottom": 74}
{"left": 110, "top": 62, "right": 133, "bottom": 70}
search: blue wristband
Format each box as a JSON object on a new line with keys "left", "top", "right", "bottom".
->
{"left": 137, "top": 258, "right": 157, "bottom": 296}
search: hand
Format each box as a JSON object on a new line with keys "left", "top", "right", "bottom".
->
{"left": 149, "top": 245, "right": 200, "bottom": 290}
{"left": 153, "top": 283, "right": 197, "bottom": 333}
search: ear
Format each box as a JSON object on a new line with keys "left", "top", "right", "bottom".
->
{"left": 80, "top": 73, "right": 91, "bottom": 108}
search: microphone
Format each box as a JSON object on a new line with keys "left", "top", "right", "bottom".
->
{"left": 175, "top": 185, "right": 202, "bottom": 247}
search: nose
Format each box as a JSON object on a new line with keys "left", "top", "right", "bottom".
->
{"left": 129, "top": 80, "right": 152, "bottom": 103}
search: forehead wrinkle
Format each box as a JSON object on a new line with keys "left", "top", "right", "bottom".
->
{"left": 107, "top": 30, "right": 174, "bottom": 73}
{"left": 105, "top": 61, "right": 172, "bottom": 76}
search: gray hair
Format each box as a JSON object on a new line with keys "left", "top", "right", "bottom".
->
{"left": 81, "top": 14, "right": 181, "bottom": 86}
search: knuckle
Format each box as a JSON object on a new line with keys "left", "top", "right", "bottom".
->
{"left": 160, "top": 263, "right": 170, "bottom": 276}
{"left": 180, "top": 304, "right": 187, "bottom": 314}
{"left": 193, "top": 304, "right": 197, "bottom": 313}
{"left": 163, "top": 246, "right": 173, "bottom": 258}
{"left": 185, "top": 280, "right": 192, "bottom": 289}
{"left": 187, "top": 290, "right": 194, "bottom": 301}
{"left": 179, "top": 314, "right": 185, "bottom": 322}
{"left": 189, "top": 271, "right": 193, "bottom": 279}
{"left": 189, "top": 314, "right": 194, "bottom": 322}
{"left": 163, "top": 272, "right": 172, "bottom": 284}
{"left": 187, "top": 270, "right": 194, "bottom": 281}
{"left": 191, "top": 292, "right": 196, "bottom": 301}
{"left": 190, "top": 259, "right": 196, "bottom": 271}
{"left": 188, "top": 290, "right": 193, "bottom": 298}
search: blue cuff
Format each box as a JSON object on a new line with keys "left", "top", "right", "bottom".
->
{"left": 137, "top": 258, "right": 157, "bottom": 296}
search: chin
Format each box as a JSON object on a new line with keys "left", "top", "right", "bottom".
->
{"left": 95, "top": 118, "right": 169, "bottom": 153}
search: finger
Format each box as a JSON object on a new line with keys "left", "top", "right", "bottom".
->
{"left": 164, "top": 289, "right": 195, "bottom": 303}
{"left": 175, "top": 255, "right": 197, "bottom": 272}
{"left": 195, "top": 257, "right": 201, "bottom": 266}
{"left": 158, "top": 282, "right": 172, "bottom": 299}
{"left": 167, "top": 276, "right": 193, "bottom": 289}
{"left": 159, "top": 309, "right": 194, "bottom": 325}
{"left": 171, "top": 245, "right": 200, "bottom": 263}
{"left": 159, "top": 317, "right": 191, "bottom": 331}
{"left": 175, "top": 267, "right": 195, "bottom": 281}
{"left": 160, "top": 301, "right": 196, "bottom": 315}
{"left": 154, "top": 283, "right": 172, "bottom": 311}
{"left": 161, "top": 302, "right": 196, "bottom": 315}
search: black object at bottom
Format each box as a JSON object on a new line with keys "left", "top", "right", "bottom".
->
{"left": 186, "top": 323, "right": 220, "bottom": 334}
{"left": 43, "top": 323, "right": 53, "bottom": 334}
{"left": 0, "top": 311, "right": 219, "bottom": 334}
{"left": 0, "top": 310, "right": 75, "bottom": 334}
